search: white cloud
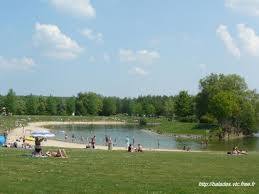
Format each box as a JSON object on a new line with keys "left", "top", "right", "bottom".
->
{"left": 81, "top": 28, "right": 103, "bottom": 43}
{"left": 50, "top": 0, "right": 95, "bottom": 18}
{"left": 103, "top": 53, "right": 110, "bottom": 63}
{"left": 119, "top": 49, "right": 160, "bottom": 65}
{"left": 216, "top": 24, "right": 241, "bottom": 58}
{"left": 0, "top": 56, "right": 35, "bottom": 71}
{"left": 119, "top": 49, "right": 136, "bottom": 62}
{"left": 33, "top": 22, "right": 83, "bottom": 60}
{"left": 225, "top": 0, "right": 259, "bottom": 16}
{"left": 137, "top": 50, "right": 160, "bottom": 64}
{"left": 131, "top": 67, "right": 148, "bottom": 76}
{"left": 237, "top": 23, "right": 259, "bottom": 56}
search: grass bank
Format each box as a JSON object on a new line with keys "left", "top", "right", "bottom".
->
{"left": 0, "top": 148, "right": 258, "bottom": 194}
{"left": 148, "top": 120, "right": 216, "bottom": 136}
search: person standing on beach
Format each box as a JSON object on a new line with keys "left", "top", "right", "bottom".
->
{"left": 91, "top": 136, "right": 96, "bottom": 149}
{"left": 72, "top": 133, "right": 75, "bottom": 142}
{"left": 108, "top": 137, "right": 113, "bottom": 150}
{"left": 105, "top": 135, "right": 109, "bottom": 146}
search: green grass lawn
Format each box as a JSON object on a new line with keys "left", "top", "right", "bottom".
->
{"left": 149, "top": 120, "right": 216, "bottom": 136}
{"left": 0, "top": 148, "right": 258, "bottom": 194}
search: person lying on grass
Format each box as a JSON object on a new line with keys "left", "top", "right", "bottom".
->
{"left": 46, "top": 149, "right": 68, "bottom": 158}
{"left": 227, "top": 147, "right": 248, "bottom": 155}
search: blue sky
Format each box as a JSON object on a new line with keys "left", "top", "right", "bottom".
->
{"left": 0, "top": 0, "right": 259, "bottom": 97}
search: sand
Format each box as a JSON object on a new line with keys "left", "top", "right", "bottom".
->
{"left": 6, "top": 121, "right": 202, "bottom": 152}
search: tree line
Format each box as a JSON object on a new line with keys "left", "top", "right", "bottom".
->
{"left": 0, "top": 73, "right": 258, "bottom": 136}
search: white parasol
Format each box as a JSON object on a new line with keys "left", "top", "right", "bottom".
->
{"left": 31, "top": 129, "right": 55, "bottom": 138}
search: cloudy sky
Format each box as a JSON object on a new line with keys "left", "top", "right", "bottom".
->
{"left": 0, "top": 0, "right": 259, "bottom": 97}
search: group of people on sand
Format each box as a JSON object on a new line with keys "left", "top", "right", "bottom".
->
{"left": 128, "top": 143, "right": 143, "bottom": 152}
{"left": 125, "top": 136, "right": 143, "bottom": 152}
{"left": 227, "top": 146, "right": 248, "bottom": 155}
{"left": 182, "top": 145, "right": 191, "bottom": 151}
{"left": 3, "top": 136, "right": 33, "bottom": 149}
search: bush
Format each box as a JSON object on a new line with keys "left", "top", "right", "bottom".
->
{"left": 200, "top": 114, "right": 216, "bottom": 124}
{"left": 139, "top": 118, "right": 147, "bottom": 126}
{"left": 177, "top": 116, "right": 197, "bottom": 123}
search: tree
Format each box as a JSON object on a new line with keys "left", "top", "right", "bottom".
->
{"left": 46, "top": 96, "right": 57, "bottom": 115}
{"left": 75, "top": 92, "right": 102, "bottom": 116}
{"left": 26, "top": 94, "right": 38, "bottom": 115}
{"left": 0, "top": 95, "right": 4, "bottom": 107}
{"left": 57, "top": 98, "right": 66, "bottom": 116}
{"left": 196, "top": 73, "right": 248, "bottom": 119}
{"left": 37, "top": 96, "right": 47, "bottom": 115}
{"left": 66, "top": 97, "right": 76, "bottom": 115}
{"left": 174, "top": 91, "right": 194, "bottom": 118}
{"left": 236, "top": 98, "right": 256, "bottom": 134}
{"left": 120, "top": 98, "right": 136, "bottom": 115}
{"left": 5, "top": 89, "right": 17, "bottom": 114}
{"left": 144, "top": 103, "right": 156, "bottom": 116}
{"left": 84, "top": 92, "right": 103, "bottom": 115}
{"left": 164, "top": 98, "right": 175, "bottom": 119}
{"left": 16, "top": 98, "right": 26, "bottom": 115}
{"left": 132, "top": 102, "right": 143, "bottom": 116}
{"left": 209, "top": 91, "right": 239, "bottom": 125}
{"left": 197, "top": 73, "right": 257, "bottom": 135}
{"left": 102, "top": 97, "right": 117, "bottom": 116}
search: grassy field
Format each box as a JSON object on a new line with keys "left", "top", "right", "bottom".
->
{"left": 0, "top": 148, "right": 258, "bottom": 194}
{"left": 149, "top": 120, "right": 216, "bottom": 136}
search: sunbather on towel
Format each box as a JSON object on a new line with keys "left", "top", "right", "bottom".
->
{"left": 46, "top": 149, "right": 68, "bottom": 158}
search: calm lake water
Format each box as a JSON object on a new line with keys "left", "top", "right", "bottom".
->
{"left": 47, "top": 124, "right": 259, "bottom": 151}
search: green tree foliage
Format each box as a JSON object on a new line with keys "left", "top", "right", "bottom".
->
{"left": 164, "top": 98, "right": 175, "bottom": 119}
{"left": 26, "top": 94, "right": 38, "bottom": 115}
{"left": 16, "top": 98, "right": 26, "bottom": 115}
{"left": 209, "top": 91, "right": 239, "bottom": 125}
{"left": 196, "top": 74, "right": 257, "bottom": 135}
{"left": 196, "top": 74, "right": 247, "bottom": 118}
{"left": 75, "top": 92, "right": 102, "bottom": 116}
{"left": 102, "top": 97, "right": 117, "bottom": 116}
{"left": 174, "top": 91, "right": 194, "bottom": 118}
{"left": 143, "top": 103, "right": 156, "bottom": 116}
{"left": 132, "top": 102, "right": 143, "bottom": 116}
{"left": 57, "top": 98, "right": 67, "bottom": 116}
{"left": 46, "top": 96, "right": 57, "bottom": 115}
{"left": 5, "top": 89, "right": 17, "bottom": 114}
{"left": 37, "top": 96, "right": 47, "bottom": 115}
{"left": 0, "top": 95, "right": 5, "bottom": 110}
{"left": 66, "top": 97, "right": 76, "bottom": 115}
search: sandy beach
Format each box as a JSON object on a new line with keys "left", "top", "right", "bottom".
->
{"left": 6, "top": 121, "right": 202, "bottom": 152}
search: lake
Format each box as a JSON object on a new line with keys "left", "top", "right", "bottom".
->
{"left": 47, "top": 124, "right": 259, "bottom": 151}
